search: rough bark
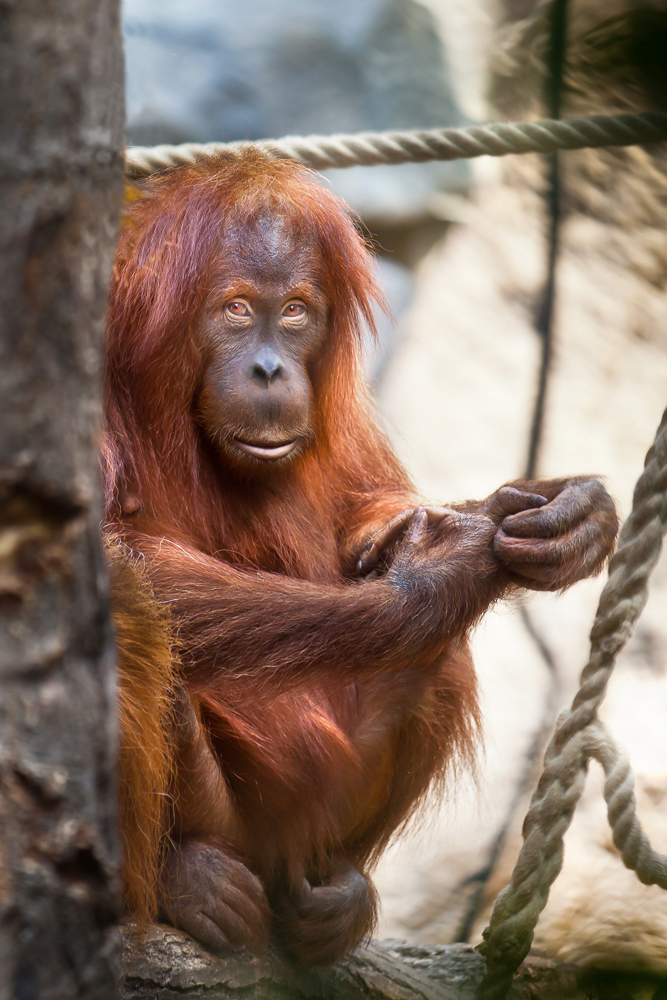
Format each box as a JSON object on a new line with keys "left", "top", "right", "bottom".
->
{"left": 0, "top": 0, "right": 125, "bottom": 996}
{"left": 120, "top": 925, "right": 632, "bottom": 1000}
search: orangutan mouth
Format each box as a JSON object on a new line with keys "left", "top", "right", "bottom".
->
{"left": 234, "top": 438, "right": 298, "bottom": 460}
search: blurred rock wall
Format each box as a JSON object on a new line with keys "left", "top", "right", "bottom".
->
{"left": 374, "top": 0, "right": 667, "bottom": 971}
{"left": 373, "top": 169, "right": 667, "bottom": 964}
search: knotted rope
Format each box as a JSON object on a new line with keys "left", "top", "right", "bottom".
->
{"left": 124, "top": 111, "right": 667, "bottom": 178}
{"left": 477, "top": 407, "right": 667, "bottom": 1000}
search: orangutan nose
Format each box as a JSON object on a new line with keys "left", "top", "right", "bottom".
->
{"left": 251, "top": 346, "right": 285, "bottom": 386}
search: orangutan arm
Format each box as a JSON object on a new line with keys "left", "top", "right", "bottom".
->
{"left": 126, "top": 509, "right": 509, "bottom": 689}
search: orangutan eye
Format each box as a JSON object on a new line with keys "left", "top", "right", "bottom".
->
{"left": 282, "top": 301, "right": 306, "bottom": 319}
{"left": 226, "top": 300, "right": 251, "bottom": 318}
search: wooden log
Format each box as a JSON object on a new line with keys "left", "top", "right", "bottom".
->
{"left": 120, "top": 925, "right": 594, "bottom": 1000}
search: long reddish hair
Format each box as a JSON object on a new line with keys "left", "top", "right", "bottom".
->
{"left": 103, "top": 150, "right": 409, "bottom": 578}
{"left": 105, "top": 151, "right": 481, "bottom": 929}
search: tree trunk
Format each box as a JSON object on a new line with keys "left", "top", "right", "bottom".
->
{"left": 0, "top": 0, "right": 124, "bottom": 995}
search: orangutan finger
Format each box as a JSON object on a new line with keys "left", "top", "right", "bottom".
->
{"left": 422, "top": 505, "right": 452, "bottom": 524}
{"left": 484, "top": 487, "right": 548, "bottom": 523}
{"left": 500, "top": 482, "right": 595, "bottom": 539}
{"left": 495, "top": 519, "right": 609, "bottom": 590}
{"left": 494, "top": 519, "right": 600, "bottom": 566}
{"left": 357, "top": 509, "right": 417, "bottom": 575}
{"left": 358, "top": 505, "right": 439, "bottom": 574}
{"left": 358, "top": 504, "right": 462, "bottom": 577}
{"left": 403, "top": 507, "right": 429, "bottom": 546}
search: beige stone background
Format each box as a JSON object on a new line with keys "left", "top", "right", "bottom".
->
{"left": 371, "top": 0, "right": 667, "bottom": 972}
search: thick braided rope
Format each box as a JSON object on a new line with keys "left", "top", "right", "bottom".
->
{"left": 477, "top": 407, "right": 667, "bottom": 1000}
{"left": 591, "top": 725, "right": 667, "bottom": 886}
{"left": 124, "top": 112, "right": 667, "bottom": 178}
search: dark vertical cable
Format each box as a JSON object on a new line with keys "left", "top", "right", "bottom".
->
{"left": 454, "top": 0, "right": 570, "bottom": 943}
{"left": 525, "top": 0, "right": 569, "bottom": 478}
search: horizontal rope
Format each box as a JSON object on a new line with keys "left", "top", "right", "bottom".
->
{"left": 125, "top": 111, "right": 667, "bottom": 179}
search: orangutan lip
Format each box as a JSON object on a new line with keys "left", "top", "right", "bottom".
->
{"left": 233, "top": 438, "right": 298, "bottom": 460}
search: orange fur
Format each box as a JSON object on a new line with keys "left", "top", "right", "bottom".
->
{"left": 102, "top": 151, "right": 617, "bottom": 960}
{"left": 107, "top": 537, "right": 177, "bottom": 923}
{"left": 103, "top": 153, "right": 482, "bottom": 944}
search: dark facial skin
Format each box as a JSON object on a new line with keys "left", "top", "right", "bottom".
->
{"left": 195, "top": 215, "right": 328, "bottom": 473}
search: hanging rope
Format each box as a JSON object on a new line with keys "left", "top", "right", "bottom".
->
{"left": 525, "top": 0, "right": 569, "bottom": 480}
{"left": 477, "top": 407, "right": 667, "bottom": 1000}
{"left": 125, "top": 111, "right": 667, "bottom": 178}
